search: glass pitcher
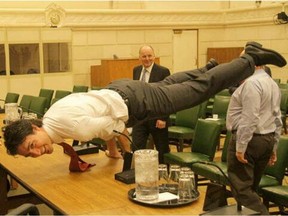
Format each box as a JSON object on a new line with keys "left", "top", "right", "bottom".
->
{"left": 134, "top": 149, "right": 159, "bottom": 201}
{"left": 4, "top": 103, "right": 22, "bottom": 125}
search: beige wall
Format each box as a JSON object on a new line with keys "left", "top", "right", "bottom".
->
{"left": 0, "top": 1, "right": 288, "bottom": 100}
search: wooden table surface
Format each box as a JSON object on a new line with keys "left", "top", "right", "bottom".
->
{"left": 0, "top": 116, "right": 204, "bottom": 215}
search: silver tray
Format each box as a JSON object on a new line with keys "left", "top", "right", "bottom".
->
{"left": 128, "top": 184, "right": 200, "bottom": 208}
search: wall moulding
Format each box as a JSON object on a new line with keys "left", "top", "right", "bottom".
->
{"left": 0, "top": 4, "right": 283, "bottom": 28}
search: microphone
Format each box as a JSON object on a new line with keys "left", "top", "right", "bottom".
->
{"left": 113, "top": 129, "right": 136, "bottom": 184}
{"left": 113, "top": 129, "right": 139, "bottom": 152}
{"left": 113, "top": 130, "right": 136, "bottom": 172}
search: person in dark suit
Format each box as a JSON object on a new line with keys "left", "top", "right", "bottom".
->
{"left": 132, "top": 45, "right": 171, "bottom": 163}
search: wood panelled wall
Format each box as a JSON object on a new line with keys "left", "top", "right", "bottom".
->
{"left": 207, "top": 47, "right": 244, "bottom": 64}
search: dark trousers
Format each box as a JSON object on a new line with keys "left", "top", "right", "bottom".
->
{"left": 227, "top": 133, "right": 274, "bottom": 215}
{"left": 132, "top": 119, "right": 170, "bottom": 163}
{"left": 106, "top": 54, "right": 255, "bottom": 127}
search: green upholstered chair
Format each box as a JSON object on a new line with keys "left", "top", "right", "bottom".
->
{"left": 199, "top": 100, "right": 209, "bottom": 119}
{"left": 1, "top": 92, "right": 19, "bottom": 103}
{"left": 29, "top": 96, "right": 47, "bottom": 118}
{"left": 205, "top": 89, "right": 230, "bottom": 117}
{"left": 72, "top": 85, "right": 89, "bottom": 93}
{"left": 55, "top": 89, "right": 71, "bottom": 98}
{"left": 51, "top": 90, "right": 71, "bottom": 105}
{"left": 211, "top": 95, "right": 231, "bottom": 132}
{"left": 164, "top": 118, "right": 221, "bottom": 167}
{"left": 280, "top": 89, "right": 288, "bottom": 134}
{"left": 191, "top": 131, "right": 232, "bottom": 188}
{"left": 19, "top": 95, "right": 34, "bottom": 113}
{"left": 273, "top": 78, "right": 281, "bottom": 84}
{"left": 261, "top": 185, "right": 288, "bottom": 214}
{"left": 0, "top": 92, "right": 20, "bottom": 112}
{"left": 168, "top": 105, "right": 201, "bottom": 152}
{"left": 38, "top": 88, "right": 54, "bottom": 111}
{"left": 258, "top": 136, "right": 288, "bottom": 192}
{"left": 217, "top": 89, "right": 231, "bottom": 96}
{"left": 278, "top": 83, "right": 288, "bottom": 89}
{"left": 191, "top": 135, "right": 288, "bottom": 200}
{"left": 169, "top": 113, "right": 176, "bottom": 126}
{"left": 4, "top": 92, "right": 20, "bottom": 104}
{"left": 91, "top": 86, "right": 102, "bottom": 90}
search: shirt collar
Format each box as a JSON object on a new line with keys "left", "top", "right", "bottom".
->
{"left": 143, "top": 63, "right": 154, "bottom": 73}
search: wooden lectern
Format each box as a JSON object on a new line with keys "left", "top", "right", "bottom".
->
{"left": 90, "top": 58, "right": 159, "bottom": 87}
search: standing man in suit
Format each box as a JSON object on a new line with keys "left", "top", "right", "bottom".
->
{"left": 132, "top": 45, "right": 171, "bottom": 163}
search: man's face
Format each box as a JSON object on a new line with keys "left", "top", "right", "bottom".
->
{"left": 17, "top": 126, "right": 53, "bottom": 158}
{"left": 139, "top": 46, "right": 155, "bottom": 68}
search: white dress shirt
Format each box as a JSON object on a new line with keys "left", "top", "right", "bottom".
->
{"left": 43, "top": 89, "right": 128, "bottom": 143}
{"left": 140, "top": 64, "right": 153, "bottom": 83}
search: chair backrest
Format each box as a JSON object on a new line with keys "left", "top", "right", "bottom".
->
{"left": 19, "top": 95, "right": 34, "bottom": 112}
{"left": 217, "top": 89, "right": 231, "bottom": 96}
{"left": 50, "top": 90, "right": 71, "bottom": 106}
{"left": 73, "top": 85, "right": 88, "bottom": 93}
{"left": 280, "top": 89, "right": 288, "bottom": 113}
{"left": 29, "top": 96, "right": 47, "bottom": 118}
{"left": 199, "top": 100, "right": 209, "bottom": 119}
{"left": 39, "top": 88, "right": 54, "bottom": 110}
{"left": 264, "top": 136, "right": 288, "bottom": 183}
{"left": 191, "top": 119, "right": 221, "bottom": 161}
{"left": 5, "top": 92, "right": 20, "bottom": 104}
{"left": 175, "top": 105, "right": 201, "bottom": 128}
{"left": 278, "top": 83, "right": 288, "bottom": 89}
{"left": 221, "top": 131, "right": 232, "bottom": 162}
{"left": 91, "top": 86, "right": 102, "bottom": 90}
{"left": 212, "top": 95, "right": 231, "bottom": 119}
{"left": 55, "top": 90, "right": 71, "bottom": 99}
{"left": 273, "top": 78, "right": 281, "bottom": 84}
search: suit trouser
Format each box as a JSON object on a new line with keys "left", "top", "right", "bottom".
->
{"left": 227, "top": 133, "right": 274, "bottom": 215}
{"left": 132, "top": 119, "right": 170, "bottom": 163}
{"left": 106, "top": 54, "right": 255, "bottom": 127}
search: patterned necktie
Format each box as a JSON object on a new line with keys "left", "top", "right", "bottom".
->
{"left": 58, "top": 142, "right": 96, "bottom": 172}
{"left": 141, "top": 69, "right": 148, "bottom": 82}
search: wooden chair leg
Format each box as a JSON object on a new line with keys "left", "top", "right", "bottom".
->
{"left": 178, "top": 139, "right": 184, "bottom": 152}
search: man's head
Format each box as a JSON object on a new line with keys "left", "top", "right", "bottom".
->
{"left": 139, "top": 45, "right": 155, "bottom": 68}
{"left": 4, "top": 119, "right": 54, "bottom": 157}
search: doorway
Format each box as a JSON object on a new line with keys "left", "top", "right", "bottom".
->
{"left": 172, "top": 29, "right": 198, "bottom": 73}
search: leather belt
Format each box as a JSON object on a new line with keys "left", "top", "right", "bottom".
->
{"left": 108, "top": 88, "right": 130, "bottom": 113}
{"left": 231, "top": 130, "right": 275, "bottom": 136}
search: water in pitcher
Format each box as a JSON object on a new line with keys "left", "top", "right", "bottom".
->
{"left": 135, "top": 149, "right": 159, "bottom": 201}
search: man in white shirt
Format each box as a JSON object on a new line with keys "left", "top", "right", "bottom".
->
{"left": 3, "top": 42, "right": 286, "bottom": 159}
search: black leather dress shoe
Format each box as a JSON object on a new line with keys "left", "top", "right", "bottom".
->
{"left": 245, "top": 45, "right": 286, "bottom": 67}
{"left": 206, "top": 58, "right": 219, "bottom": 70}
{"left": 245, "top": 41, "right": 262, "bottom": 48}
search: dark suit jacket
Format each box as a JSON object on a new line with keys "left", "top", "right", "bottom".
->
{"left": 133, "top": 63, "right": 170, "bottom": 83}
{"left": 133, "top": 63, "right": 170, "bottom": 121}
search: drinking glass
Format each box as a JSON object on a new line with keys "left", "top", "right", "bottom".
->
{"left": 158, "top": 164, "right": 169, "bottom": 190}
{"left": 185, "top": 170, "right": 198, "bottom": 196}
{"left": 178, "top": 173, "right": 193, "bottom": 202}
{"left": 180, "top": 166, "right": 191, "bottom": 177}
{"left": 168, "top": 164, "right": 180, "bottom": 193}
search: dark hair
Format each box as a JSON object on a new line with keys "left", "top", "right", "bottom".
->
{"left": 4, "top": 119, "right": 43, "bottom": 155}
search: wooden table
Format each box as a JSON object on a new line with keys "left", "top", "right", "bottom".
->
{"left": 0, "top": 119, "right": 204, "bottom": 215}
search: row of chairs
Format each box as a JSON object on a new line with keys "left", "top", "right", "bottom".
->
{"left": 164, "top": 120, "right": 288, "bottom": 214}
{"left": 169, "top": 92, "right": 231, "bottom": 152}
{"left": 0, "top": 85, "right": 94, "bottom": 118}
